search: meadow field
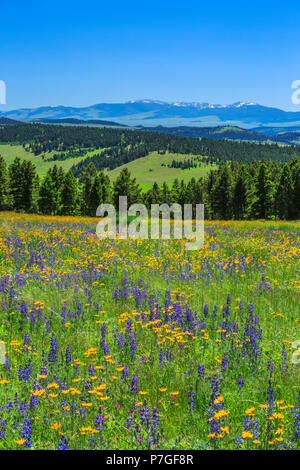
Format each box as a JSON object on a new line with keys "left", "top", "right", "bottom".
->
{"left": 0, "top": 144, "right": 214, "bottom": 190}
{"left": 0, "top": 212, "right": 299, "bottom": 450}
{"left": 109, "top": 152, "right": 216, "bottom": 191}
{"left": 0, "top": 144, "right": 103, "bottom": 179}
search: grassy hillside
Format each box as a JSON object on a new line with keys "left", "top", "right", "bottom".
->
{"left": 109, "top": 151, "right": 217, "bottom": 190}
{"left": 0, "top": 144, "right": 101, "bottom": 178}
{"left": 0, "top": 144, "right": 216, "bottom": 189}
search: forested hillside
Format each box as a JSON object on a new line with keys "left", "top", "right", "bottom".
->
{"left": 0, "top": 123, "right": 299, "bottom": 176}
{"left": 0, "top": 154, "right": 299, "bottom": 220}
{"left": 0, "top": 122, "right": 299, "bottom": 221}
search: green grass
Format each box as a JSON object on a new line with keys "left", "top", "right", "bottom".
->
{"left": 109, "top": 151, "right": 217, "bottom": 190}
{"left": 0, "top": 144, "right": 101, "bottom": 178}
{"left": 0, "top": 144, "right": 216, "bottom": 188}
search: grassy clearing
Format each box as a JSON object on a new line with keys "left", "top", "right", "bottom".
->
{"left": 0, "top": 144, "right": 100, "bottom": 178}
{"left": 0, "top": 144, "right": 216, "bottom": 189}
{"left": 109, "top": 151, "right": 217, "bottom": 190}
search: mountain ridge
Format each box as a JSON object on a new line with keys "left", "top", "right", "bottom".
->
{"left": 1, "top": 100, "right": 300, "bottom": 128}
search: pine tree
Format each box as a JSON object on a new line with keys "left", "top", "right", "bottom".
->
{"left": 274, "top": 164, "right": 293, "bottom": 219}
{"left": 113, "top": 168, "right": 141, "bottom": 207}
{"left": 8, "top": 158, "right": 38, "bottom": 213}
{"left": 0, "top": 155, "right": 9, "bottom": 210}
{"left": 38, "top": 170, "right": 60, "bottom": 215}
{"left": 145, "top": 182, "right": 162, "bottom": 207}
{"left": 232, "top": 171, "right": 247, "bottom": 220}
{"left": 290, "top": 159, "right": 300, "bottom": 220}
{"left": 170, "top": 179, "right": 180, "bottom": 204}
{"left": 87, "top": 174, "right": 104, "bottom": 216}
{"left": 8, "top": 157, "right": 23, "bottom": 211}
{"left": 211, "top": 164, "right": 232, "bottom": 220}
{"left": 60, "top": 170, "right": 78, "bottom": 216}
{"left": 51, "top": 165, "right": 65, "bottom": 193}
{"left": 21, "top": 160, "right": 38, "bottom": 213}
{"left": 250, "top": 163, "right": 273, "bottom": 219}
{"left": 79, "top": 163, "right": 98, "bottom": 215}
{"left": 161, "top": 182, "right": 171, "bottom": 205}
{"left": 203, "top": 169, "right": 218, "bottom": 219}
{"left": 98, "top": 171, "right": 111, "bottom": 204}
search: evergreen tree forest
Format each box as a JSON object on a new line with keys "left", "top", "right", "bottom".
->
{"left": 0, "top": 154, "right": 299, "bottom": 220}
{"left": 0, "top": 123, "right": 299, "bottom": 171}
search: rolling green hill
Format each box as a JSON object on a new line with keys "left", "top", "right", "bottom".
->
{"left": 109, "top": 151, "right": 217, "bottom": 190}
{"left": 0, "top": 144, "right": 97, "bottom": 178}
{"left": 0, "top": 144, "right": 214, "bottom": 189}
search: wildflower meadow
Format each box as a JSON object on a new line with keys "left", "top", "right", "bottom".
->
{"left": 0, "top": 212, "right": 299, "bottom": 450}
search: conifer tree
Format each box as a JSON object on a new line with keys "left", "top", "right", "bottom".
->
{"left": 170, "top": 179, "right": 180, "bottom": 204}
{"left": 232, "top": 170, "right": 248, "bottom": 220}
{"left": 161, "top": 182, "right": 171, "bottom": 205}
{"left": 8, "top": 157, "right": 23, "bottom": 211}
{"left": 290, "top": 159, "right": 300, "bottom": 220}
{"left": 21, "top": 160, "right": 38, "bottom": 213}
{"left": 87, "top": 174, "right": 104, "bottom": 216}
{"left": 98, "top": 171, "right": 111, "bottom": 204}
{"left": 38, "top": 170, "right": 60, "bottom": 215}
{"left": 51, "top": 165, "right": 65, "bottom": 193}
{"left": 274, "top": 164, "right": 293, "bottom": 219}
{"left": 60, "top": 170, "right": 78, "bottom": 216}
{"left": 145, "top": 182, "right": 162, "bottom": 207}
{"left": 203, "top": 169, "right": 218, "bottom": 219}
{"left": 79, "top": 163, "right": 98, "bottom": 215}
{"left": 211, "top": 164, "right": 232, "bottom": 219}
{"left": 0, "top": 155, "right": 9, "bottom": 210}
{"left": 113, "top": 168, "right": 141, "bottom": 207}
{"left": 249, "top": 163, "right": 273, "bottom": 219}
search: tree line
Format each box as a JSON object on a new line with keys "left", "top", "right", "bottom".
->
{"left": 0, "top": 155, "right": 299, "bottom": 220}
{"left": 0, "top": 123, "right": 299, "bottom": 169}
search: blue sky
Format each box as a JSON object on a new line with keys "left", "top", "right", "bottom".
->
{"left": 1, "top": 0, "right": 299, "bottom": 111}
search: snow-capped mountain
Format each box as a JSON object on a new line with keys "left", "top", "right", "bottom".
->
{"left": 1, "top": 100, "right": 300, "bottom": 128}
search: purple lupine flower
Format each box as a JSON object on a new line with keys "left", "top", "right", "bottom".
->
{"left": 94, "top": 413, "right": 105, "bottom": 431}
{"left": 237, "top": 375, "right": 244, "bottom": 391}
{"left": 198, "top": 364, "right": 205, "bottom": 378}
{"left": 129, "top": 334, "right": 137, "bottom": 361}
{"left": 101, "top": 323, "right": 107, "bottom": 340}
{"left": 18, "top": 360, "right": 32, "bottom": 382}
{"left": 21, "top": 417, "right": 32, "bottom": 448}
{"left": 117, "top": 332, "right": 124, "bottom": 348}
{"left": 65, "top": 346, "right": 72, "bottom": 366}
{"left": 121, "top": 365, "right": 129, "bottom": 382}
{"left": 58, "top": 435, "right": 70, "bottom": 450}
{"left": 159, "top": 349, "right": 165, "bottom": 365}
{"left": 235, "top": 435, "right": 243, "bottom": 449}
{"left": 188, "top": 388, "right": 196, "bottom": 414}
{"left": 0, "top": 420, "right": 7, "bottom": 440}
{"left": 166, "top": 348, "right": 172, "bottom": 362}
{"left": 48, "top": 334, "right": 58, "bottom": 363}
{"left": 203, "top": 304, "right": 209, "bottom": 318}
{"left": 131, "top": 374, "right": 138, "bottom": 395}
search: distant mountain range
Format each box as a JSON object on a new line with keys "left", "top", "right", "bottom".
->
{"left": 2, "top": 99, "right": 300, "bottom": 128}
{"left": 1, "top": 115, "right": 300, "bottom": 145}
{"left": 138, "top": 125, "right": 300, "bottom": 145}
{"left": 32, "top": 117, "right": 128, "bottom": 127}
{"left": 0, "top": 117, "right": 21, "bottom": 125}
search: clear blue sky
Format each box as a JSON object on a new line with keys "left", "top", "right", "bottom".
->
{"left": 1, "top": 0, "right": 299, "bottom": 111}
